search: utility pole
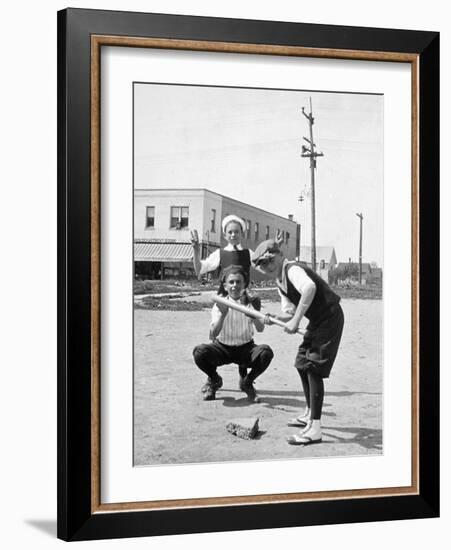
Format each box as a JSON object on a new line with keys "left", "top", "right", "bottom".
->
{"left": 301, "top": 97, "right": 324, "bottom": 272}
{"left": 356, "top": 212, "right": 363, "bottom": 284}
{"left": 297, "top": 194, "right": 304, "bottom": 255}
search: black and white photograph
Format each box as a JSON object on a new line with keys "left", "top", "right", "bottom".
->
{"left": 0, "top": 0, "right": 445, "bottom": 548}
{"left": 133, "top": 82, "right": 383, "bottom": 466}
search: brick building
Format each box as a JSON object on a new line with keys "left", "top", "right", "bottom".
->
{"left": 134, "top": 188, "right": 300, "bottom": 280}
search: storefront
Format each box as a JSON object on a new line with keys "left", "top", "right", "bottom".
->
{"left": 134, "top": 241, "right": 197, "bottom": 280}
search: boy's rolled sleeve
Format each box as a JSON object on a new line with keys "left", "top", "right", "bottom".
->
{"left": 210, "top": 303, "right": 221, "bottom": 324}
{"left": 199, "top": 249, "right": 220, "bottom": 275}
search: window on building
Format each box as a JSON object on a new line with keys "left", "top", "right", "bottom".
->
{"left": 246, "top": 220, "right": 251, "bottom": 239}
{"left": 145, "top": 206, "right": 155, "bottom": 228}
{"left": 254, "top": 222, "right": 259, "bottom": 242}
{"left": 285, "top": 231, "right": 290, "bottom": 245}
{"left": 170, "top": 206, "right": 189, "bottom": 228}
{"left": 211, "top": 209, "right": 216, "bottom": 233}
{"left": 265, "top": 225, "right": 270, "bottom": 239}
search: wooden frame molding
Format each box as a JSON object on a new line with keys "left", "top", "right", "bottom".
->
{"left": 90, "top": 34, "right": 420, "bottom": 515}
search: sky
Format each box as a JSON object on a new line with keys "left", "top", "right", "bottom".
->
{"left": 134, "top": 82, "right": 384, "bottom": 266}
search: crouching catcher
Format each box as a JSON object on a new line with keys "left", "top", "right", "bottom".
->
{"left": 193, "top": 265, "right": 273, "bottom": 402}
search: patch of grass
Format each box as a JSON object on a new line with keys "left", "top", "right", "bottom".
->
{"left": 331, "top": 285, "right": 382, "bottom": 300}
{"left": 255, "top": 285, "right": 382, "bottom": 301}
{"left": 134, "top": 279, "right": 382, "bottom": 302}
{"left": 255, "top": 288, "right": 280, "bottom": 302}
{"left": 135, "top": 296, "right": 207, "bottom": 311}
{"left": 134, "top": 279, "right": 214, "bottom": 295}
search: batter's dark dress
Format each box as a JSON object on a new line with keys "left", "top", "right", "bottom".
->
{"left": 278, "top": 261, "right": 344, "bottom": 378}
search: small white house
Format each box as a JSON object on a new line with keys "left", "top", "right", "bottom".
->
{"left": 298, "top": 246, "right": 338, "bottom": 282}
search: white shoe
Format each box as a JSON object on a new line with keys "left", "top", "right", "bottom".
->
{"left": 287, "top": 409, "right": 311, "bottom": 428}
{"left": 287, "top": 422, "right": 322, "bottom": 446}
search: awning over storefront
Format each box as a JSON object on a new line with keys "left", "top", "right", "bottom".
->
{"left": 134, "top": 242, "right": 193, "bottom": 262}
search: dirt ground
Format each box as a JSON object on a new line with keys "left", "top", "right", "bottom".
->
{"left": 133, "top": 298, "right": 383, "bottom": 466}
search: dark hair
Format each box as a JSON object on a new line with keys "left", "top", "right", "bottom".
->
{"left": 220, "top": 264, "right": 248, "bottom": 286}
{"left": 217, "top": 265, "right": 251, "bottom": 304}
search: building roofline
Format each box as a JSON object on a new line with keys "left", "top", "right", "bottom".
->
{"left": 134, "top": 188, "right": 299, "bottom": 225}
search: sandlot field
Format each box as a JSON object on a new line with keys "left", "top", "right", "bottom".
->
{"left": 133, "top": 294, "right": 383, "bottom": 466}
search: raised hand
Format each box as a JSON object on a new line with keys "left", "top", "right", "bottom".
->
{"left": 212, "top": 298, "right": 229, "bottom": 316}
{"left": 190, "top": 229, "right": 200, "bottom": 249}
{"left": 275, "top": 229, "right": 284, "bottom": 246}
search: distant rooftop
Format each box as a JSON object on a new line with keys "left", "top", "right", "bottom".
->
{"left": 298, "top": 246, "right": 336, "bottom": 263}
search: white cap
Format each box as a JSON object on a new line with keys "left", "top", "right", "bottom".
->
{"left": 221, "top": 214, "right": 246, "bottom": 234}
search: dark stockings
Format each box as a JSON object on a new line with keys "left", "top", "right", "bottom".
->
{"left": 298, "top": 370, "right": 324, "bottom": 420}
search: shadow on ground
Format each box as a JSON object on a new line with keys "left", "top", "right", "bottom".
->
{"left": 25, "top": 519, "right": 57, "bottom": 537}
{"left": 322, "top": 426, "right": 383, "bottom": 451}
{"left": 217, "top": 387, "right": 380, "bottom": 412}
{"left": 219, "top": 391, "right": 304, "bottom": 409}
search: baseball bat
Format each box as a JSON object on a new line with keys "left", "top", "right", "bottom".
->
{"left": 211, "top": 295, "right": 305, "bottom": 335}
